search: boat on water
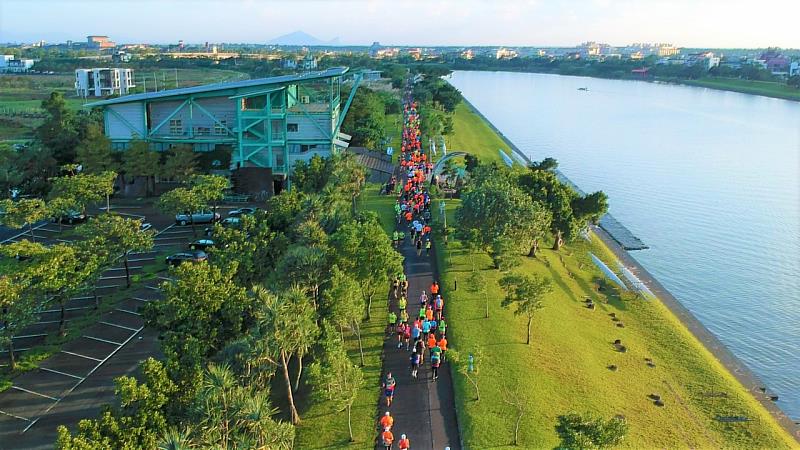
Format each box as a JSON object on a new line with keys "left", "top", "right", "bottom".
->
{"left": 577, "top": 87, "right": 589, "bottom": 91}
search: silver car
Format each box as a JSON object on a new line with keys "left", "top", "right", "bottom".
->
{"left": 175, "top": 211, "right": 221, "bottom": 226}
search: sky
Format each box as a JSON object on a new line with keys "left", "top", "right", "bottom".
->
{"left": 1, "top": 0, "right": 797, "bottom": 48}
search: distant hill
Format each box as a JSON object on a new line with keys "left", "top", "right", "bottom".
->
{"left": 267, "top": 31, "right": 340, "bottom": 46}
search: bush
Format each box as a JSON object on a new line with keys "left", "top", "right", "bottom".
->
{"left": 556, "top": 413, "right": 628, "bottom": 449}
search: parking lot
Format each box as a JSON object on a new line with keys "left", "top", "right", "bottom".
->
{"left": 0, "top": 202, "right": 253, "bottom": 447}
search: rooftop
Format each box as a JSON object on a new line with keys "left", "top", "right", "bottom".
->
{"left": 85, "top": 67, "right": 349, "bottom": 107}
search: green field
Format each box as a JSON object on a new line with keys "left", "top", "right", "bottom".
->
{"left": 680, "top": 78, "right": 800, "bottom": 102}
{"left": 292, "top": 184, "right": 396, "bottom": 449}
{"left": 446, "top": 102, "right": 507, "bottom": 164}
{"left": 433, "top": 105, "right": 797, "bottom": 448}
{"left": 0, "top": 69, "right": 248, "bottom": 141}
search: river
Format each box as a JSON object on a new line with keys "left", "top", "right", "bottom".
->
{"left": 448, "top": 70, "right": 800, "bottom": 420}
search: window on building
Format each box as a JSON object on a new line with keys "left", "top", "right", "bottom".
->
{"left": 169, "top": 119, "right": 182, "bottom": 135}
{"left": 287, "top": 123, "right": 299, "bottom": 132}
{"left": 301, "top": 144, "right": 310, "bottom": 153}
{"left": 214, "top": 119, "right": 228, "bottom": 135}
{"left": 243, "top": 95, "right": 267, "bottom": 110}
{"left": 195, "top": 126, "right": 211, "bottom": 136}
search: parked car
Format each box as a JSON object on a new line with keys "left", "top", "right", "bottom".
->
{"left": 175, "top": 211, "right": 220, "bottom": 226}
{"left": 165, "top": 250, "right": 208, "bottom": 266}
{"left": 228, "top": 207, "right": 258, "bottom": 217}
{"left": 189, "top": 239, "right": 215, "bottom": 251}
{"left": 53, "top": 210, "right": 88, "bottom": 224}
{"left": 204, "top": 217, "right": 241, "bottom": 236}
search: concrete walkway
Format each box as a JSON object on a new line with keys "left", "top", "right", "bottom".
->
{"left": 380, "top": 214, "right": 461, "bottom": 450}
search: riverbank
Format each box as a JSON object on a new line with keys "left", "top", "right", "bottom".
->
{"left": 433, "top": 100, "right": 799, "bottom": 447}
{"left": 446, "top": 68, "right": 800, "bottom": 102}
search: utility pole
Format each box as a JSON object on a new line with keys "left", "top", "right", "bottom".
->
{"left": 142, "top": 76, "right": 147, "bottom": 93}
{"left": 175, "top": 68, "right": 179, "bottom": 88}
{"left": 153, "top": 72, "right": 158, "bottom": 91}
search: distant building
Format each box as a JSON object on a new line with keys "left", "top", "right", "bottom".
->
{"left": 686, "top": 52, "right": 720, "bottom": 70}
{"left": 2, "top": 58, "right": 35, "bottom": 72}
{"left": 87, "top": 35, "right": 116, "bottom": 49}
{"left": 657, "top": 44, "right": 679, "bottom": 57}
{"left": 790, "top": 61, "right": 800, "bottom": 77}
{"left": 362, "top": 70, "right": 382, "bottom": 81}
{"left": 496, "top": 47, "right": 518, "bottom": 59}
{"left": 758, "top": 49, "right": 790, "bottom": 74}
{"left": 579, "top": 41, "right": 603, "bottom": 57}
{"left": 75, "top": 68, "right": 135, "bottom": 97}
{"left": 369, "top": 41, "right": 382, "bottom": 57}
{"left": 112, "top": 51, "right": 132, "bottom": 63}
{"left": 0, "top": 55, "right": 13, "bottom": 68}
{"left": 282, "top": 57, "right": 298, "bottom": 69}
{"left": 300, "top": 54, "right": 318, "bottom": 70}
{"left": 461, "top": 49, "right": 474, "bottom": 60}
{"left": 406, "top": 48, "right": 422, "bottom": 60}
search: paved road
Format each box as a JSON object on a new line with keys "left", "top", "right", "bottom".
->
{"left": 380, "top": 212, "right": 461, "bottom": 450}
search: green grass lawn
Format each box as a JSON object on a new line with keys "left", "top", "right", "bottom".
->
{"left": 680, "top": 78, "right": 800, "bottom": 102}
{"left": 444, "top": 102, "right": 509, "bottom": 165}
{"left": 292, "top": 184, "right": 396, "bottom": 448}
{"left": 431, "top": 100, "right": 797, "bottom": 448}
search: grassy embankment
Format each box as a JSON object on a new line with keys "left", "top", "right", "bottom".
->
{"left": 678, "top": 77, "right": 800, "bottom": 102}
{"left": 292, "top": 183, "right": 395, "bottom": 449}
{"left": 433, "top": 103, "right": 797, "bottom": 448}
{"left": 0, "top": 68, "right": 247, "bottom": 141}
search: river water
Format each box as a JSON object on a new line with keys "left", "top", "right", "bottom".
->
{"left": 448, "top": 70, "right": 800, "bottom": 420}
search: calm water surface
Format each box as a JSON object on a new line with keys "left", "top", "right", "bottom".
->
{"left": 449, "top": 70, "right": 800, "bottom": 420}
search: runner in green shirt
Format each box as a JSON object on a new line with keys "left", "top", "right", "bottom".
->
{"left": 418, "top": 307, "right": 426, "bottom": 320}
{"left": 439, "top": 318, "right": 447, "bottom": 336}
{"left": 387, "top": 311, "right": 397, "bottom": 334}
{"left": 398, "top": 296, "right": 407, "bottom": 311}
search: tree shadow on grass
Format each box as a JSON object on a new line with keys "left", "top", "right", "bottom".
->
{"left": 543, "top": 263, "right": 580, "bottom": 304}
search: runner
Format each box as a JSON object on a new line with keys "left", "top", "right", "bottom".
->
{"left": 398, "top": 294, "right": 407, "bottom": 313}
{"left": 403, "top": 321, "right": 412, "bottom": 350}
{"left": 419, "top": 290, "right": 428, "bottom": 307}
{"left": 439, "top": 316, "right": 447, "bottom": 336}
{"left": 434, "top": 294, "right": 444, "bottom": 321}
{"left": 383, "top": 373, "right": 396, "bottom": 407}
{"left": 379, "top": 410, "right": 394, "bottom": 430}
{"left": 430, "top": 343, "right": 442, "bottom": 381}
{"left": 410, "top": 348, "right": 420, "bottom": 378}
{"left": 425, "top": 239, "right": 432, "bottom": 256}
{"left": 387, "top": 310, "right": 397, "bottom": 335}
{"left": 427, "top": 332, "right": 437, "bottom": 359}
{"left": 398, "top": 433, "right": 411, "bottom": 450}
{"left": 381, "top": 428, "right": 394, "bottom": 450}
{"left": 438, "top": 335, "right": 448, "bottom": 362}
{"left": 431, "top": 280, "right": 439, "bottom": 297}
{"left": 396, "top": 322, "right": 406, "bottom": 349}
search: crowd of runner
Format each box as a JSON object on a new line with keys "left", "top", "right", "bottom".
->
{"left": 378, "top": 95, "right": 451, "bottom": 450}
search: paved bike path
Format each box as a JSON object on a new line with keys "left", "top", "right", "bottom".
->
{"left": 380, "top": 221, "right": 460, "bottom": 450}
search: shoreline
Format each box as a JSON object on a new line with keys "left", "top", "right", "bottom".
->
{"left": 449, "top": 68, "right": 800, "bottom": 103}
{"left": 459, "top": 97, "right": 800, "bottom": 441}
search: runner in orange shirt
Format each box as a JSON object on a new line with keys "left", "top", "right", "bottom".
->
{"left": 379, "top": 411, "right": 394, "bottom": 430}
{"left": 381, "top": 428, "right": 394, "bottom": 450}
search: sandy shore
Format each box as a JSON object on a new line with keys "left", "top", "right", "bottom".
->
{"left": 460, "top": 97, "right": 800, "bottom": 441}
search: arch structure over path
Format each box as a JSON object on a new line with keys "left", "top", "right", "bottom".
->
{"left": 431, "top": 151, "right": 469, "bottom": 176}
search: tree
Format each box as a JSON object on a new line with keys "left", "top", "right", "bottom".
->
{"left": 76, "top": 123, "right": 117, "bottom": 174}
{"left": 502, "top": 385, "right": 527, "bottom": 446}
{"left": 162, "top": 145, "right": 198, "bottom": 183}
{"left": 517, "top": 168, "right": 606, "bottom": 251}
{"left": 0, "top": 198, "right": 48, "bottom": 243}
{"left": 37, "top": 92, "right": 79, "bottom": 165}
{"left": 307, "top": 324, "right": 364, "bottom": 442}
{"left": 451, "top": 346, "right": 485, "bottom": 405}
{"left": 330, "top": 216, "right": 403, "bottom": 320}
{"left": 157, "top": 187, "right": 202, "bottom": 235}
{"left": 499, "top": 273, "right": 553, "bottom": 345}
{"left": 123, "top": 140, "right": 160, "bottom": 196}
{"left": 323, "top": 267, "right": 367, "bottom": 366}
{"left": 253, "top": 286, "right": 318, "bottom": 424}
{"left": 491, "top": 237, "right": 521, "bottom": 271}
{"left": 76, "top": 214, "right": 154, "bottom": 287}
{"left": 0, "top": 275, "right": 35, "bottom": 370}
{"left": 56, "top": 358, "right": 178, "bottom": 449}
{"left": 555, "top": 413, "right": 628, "bottom": 449}
{"left": 49, "top": 172, "right": 114, "bottom": 216}
{"left": 529, "top": 157, "right": 558, "bottom": 171}
{"left": 47, "top": 196, "right": 79, "bottom": 233}
{"left": 0, "top": 143, "right": 24, "bottom": 199}
{"left": 465, "top": 270, "right": 490, "bottom": 319}
{"left": 145, "top": 262, "right": 250, "bottom": 355}
{"left": 188, "top": 174, "right": 230, "bottom": 221}
{"left": 190, "top": 364, "right": 294, "bottom": 448}
{"left": 272, "top": 245, "right": 328, "bottom": 310}
{"left": 456, "top": 176, "right": 549, "bottom": 256}
{"left": 291, "top": 154, "right": 329, "bottom": 193}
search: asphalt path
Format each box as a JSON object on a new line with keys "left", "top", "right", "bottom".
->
{"left": 379, "top": 203, "right": 461, "bottom": 450}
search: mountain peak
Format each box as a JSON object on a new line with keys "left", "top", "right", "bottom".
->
{"left": 267, "top": 31, "right": 339, "bottom": 46}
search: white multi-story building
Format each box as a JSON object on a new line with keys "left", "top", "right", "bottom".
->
{"left": 75, "top": 68, "right": 135, "bottom": 97}
{"left": 1, "top": 58, "right": 35, "bottom": 72}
